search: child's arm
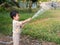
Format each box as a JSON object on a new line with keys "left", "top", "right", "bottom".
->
{"left": 19, "top": 18, "right": 32, "bottom": 28}
{"left": 22, "top": 18, "right": 32, "bottom": 24}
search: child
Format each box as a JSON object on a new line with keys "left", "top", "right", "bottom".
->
{"left": 10, "top": 10, "right": 32, "bottom": 45}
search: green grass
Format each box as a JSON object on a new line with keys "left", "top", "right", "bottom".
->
{"left": 0, "top": 8, "right": 38, "bottom": 35}
{"left": 0, "top": 11, "right": 34, "bottom": 35}
{"left": 0, "top": 9, "right": 60, "bottom": 44}
{"left": 22, "top": 9, "right": 60, "bottom": 44}
{"left": 22, "top": 18, "right": 60, "bottom": 44}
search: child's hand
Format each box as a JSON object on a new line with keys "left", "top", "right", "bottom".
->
{"left": 27, "top": 18, "right": 32, "bottom": 21}
{"left": 20, "top": 18, "right": 32, "bottom": 25}
{"left": 21, "top": 18, "right": 32, "bottom": 28}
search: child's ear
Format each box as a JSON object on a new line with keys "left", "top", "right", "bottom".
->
{"left": 13, "top": 17, "right": 14, "bottom": 19}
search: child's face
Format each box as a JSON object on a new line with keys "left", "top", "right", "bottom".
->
{"left": 13, "top": 13, "right": 19, "bottom": 20}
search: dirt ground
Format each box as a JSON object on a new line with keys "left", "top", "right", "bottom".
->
{"left": 0, "top": 34, "right": 59, "bottom": 45}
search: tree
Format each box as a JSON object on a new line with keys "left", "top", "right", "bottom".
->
{"left": 28, "top": 0, "right": 38, "bottom": 12}
{"left": 0, "top": 0, "right": 20, "bottom": 8}
{"left": 11, "top": 0, "right": 20, "bottom": 8}
{"left": 38, "top": 0, "right": 48, "bottom": 2}
{"left": 0, "top": 0, "right": 6, "bottom": 4}
{"left": 31, "top": 0, "right": 38, "bottom": 3}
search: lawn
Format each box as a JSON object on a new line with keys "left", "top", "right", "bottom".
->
{"left": 0, "top": 9, "right": 60, "bottom": 44}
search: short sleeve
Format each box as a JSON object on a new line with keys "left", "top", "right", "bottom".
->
{"left": 16, "top": 21, "right": 23, "bottom": 27}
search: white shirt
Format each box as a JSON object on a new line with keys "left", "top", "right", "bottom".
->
{"left": 13, "top": 20, "right": 22, "bottom": 33}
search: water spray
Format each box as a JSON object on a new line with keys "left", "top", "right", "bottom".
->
{"left": 32, "top": 2, "right": 52, "bottom": 19}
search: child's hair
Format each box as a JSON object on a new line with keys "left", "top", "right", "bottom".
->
{"left": 10, "top": 10, "right": 18, "bottom": 19}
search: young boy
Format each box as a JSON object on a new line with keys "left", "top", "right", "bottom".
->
{"left": 10, "top": 10, "right": 31, "bottom": 45}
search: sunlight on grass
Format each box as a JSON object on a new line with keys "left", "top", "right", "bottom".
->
{"left": 22, "top": 9, "right": 60, "bottom": 44}
{"left": 22, "top": 18, "right": 60, "bottom": 44}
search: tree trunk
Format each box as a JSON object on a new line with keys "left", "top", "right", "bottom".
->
{"left": 29, "top": 0, "right": 32, "bottom": 12}
{"left": 12, "top": 0, "right": 20, "bottom": 8}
